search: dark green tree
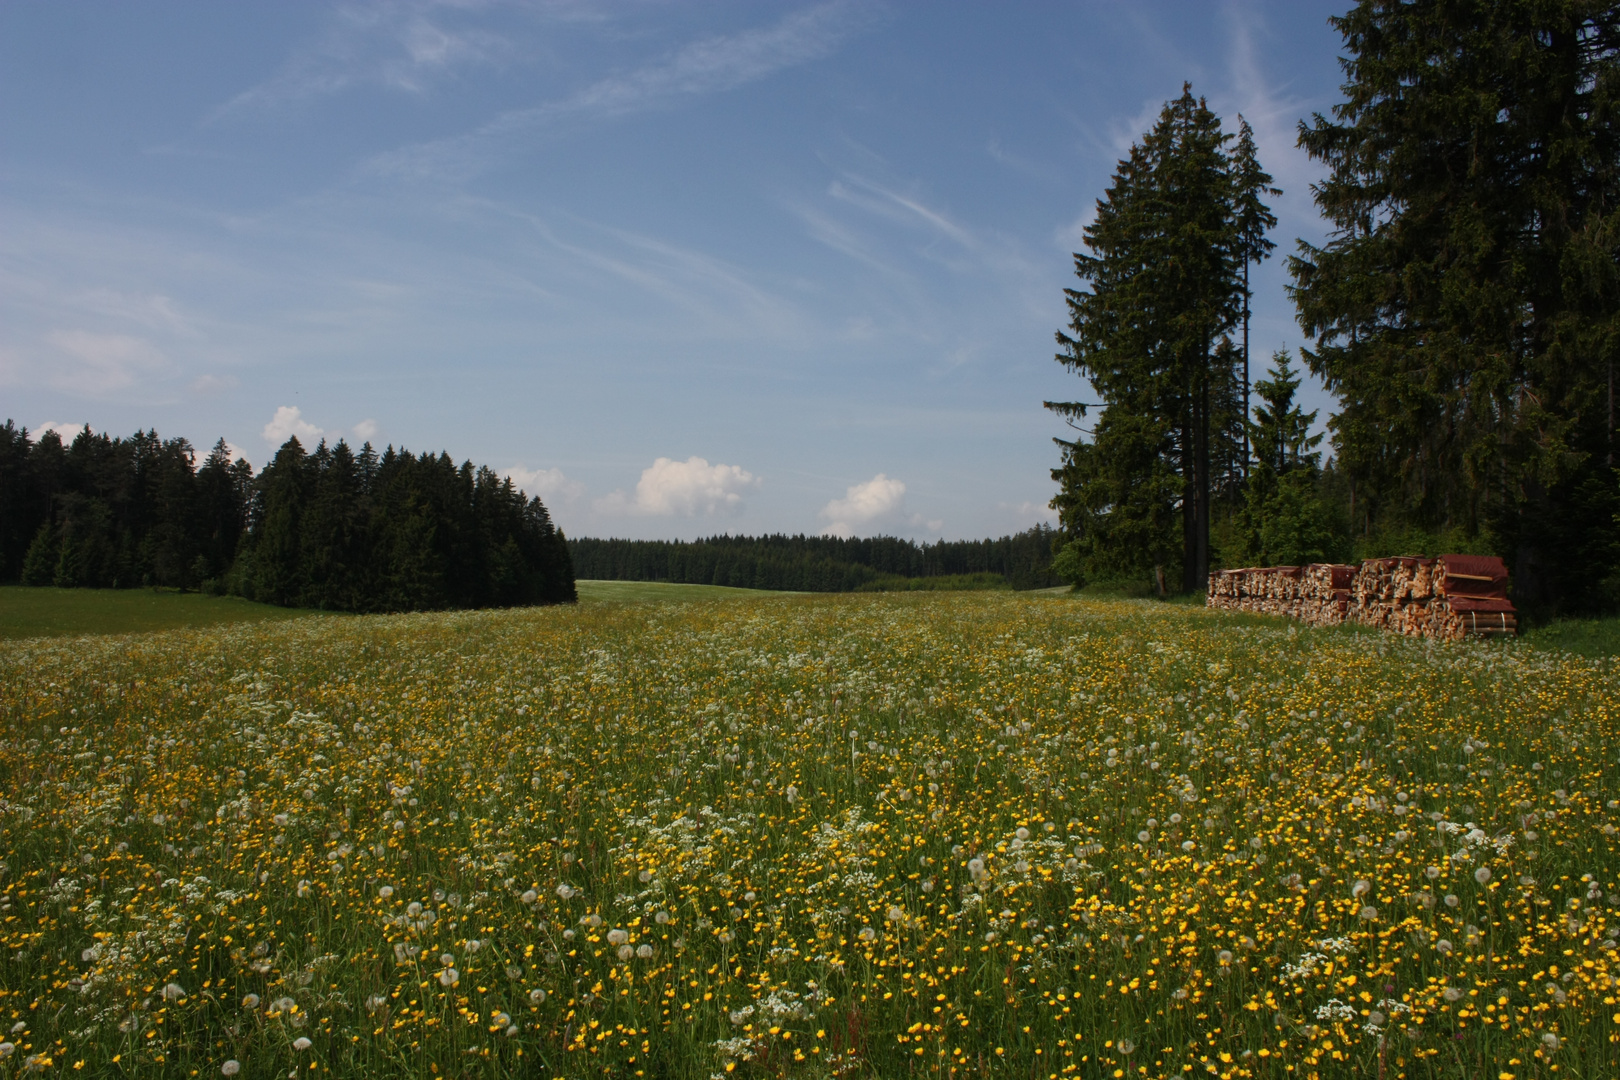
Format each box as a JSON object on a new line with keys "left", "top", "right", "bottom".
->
{"left": 1238, "top": 353, "right": 1337, "bottom": 565}
{"left": 1048, "top": 85, "right": 1273, "bottom": 592}
{"left": 1290, "top": 0, "right": 1620, "bottom": 611}
{"left": 238, "top": 437, "right": 312, "bottom": 606}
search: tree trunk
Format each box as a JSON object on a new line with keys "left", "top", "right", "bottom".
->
{"left": 1242, "top": 260, "right": 1251, "bottom": 480}
{"left": 1182, "top": 396, "right": 1197, "bottom": 593}
{"left": 1195, "top": 344, "right": 1211, "bottom": 592}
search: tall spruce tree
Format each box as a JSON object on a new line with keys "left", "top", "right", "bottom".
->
{"left": 1048, "top": 85, "right": 1274, "bottom": 592}
{"left": 1290, "top": 1, "right": 1620, "bottom": 612}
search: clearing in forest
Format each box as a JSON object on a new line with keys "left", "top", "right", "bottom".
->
{"left": 1, "top": 592, "right": 1616, "bottom": 1078}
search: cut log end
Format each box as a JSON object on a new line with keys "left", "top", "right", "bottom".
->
{"left": 1207, "top": 555, "right": 1516, "bottom": 643}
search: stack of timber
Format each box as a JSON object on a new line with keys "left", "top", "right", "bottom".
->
{"left": 1207, "top": 554, "right": 1516, "bottom": 641}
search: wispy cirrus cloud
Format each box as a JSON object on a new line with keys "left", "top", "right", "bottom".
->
{"left": 210, "top": 0, "right": 523, "bottom": 121}
{"left": 369, "top": 1, "right": 880, "bottom": 181}
{"left": 43, "top": 330, "right": 172, "bottom": 394}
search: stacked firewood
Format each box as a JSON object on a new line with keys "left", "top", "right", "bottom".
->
{"left": 1207, "top": 555, "right": 1516, "bottom": 641}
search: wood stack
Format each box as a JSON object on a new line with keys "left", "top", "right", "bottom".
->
{"left": 1207, "top": 554, "right": 1516, "bottom": 641}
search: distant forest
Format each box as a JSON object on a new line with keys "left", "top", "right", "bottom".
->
{"left": 0, "top": 421, "right": 575, "bottom": 612}
{"left": 568, "top": 527, "right": 1064, "bottom": 592}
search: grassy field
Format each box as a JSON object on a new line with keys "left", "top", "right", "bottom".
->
{"left": 0, "top": 582, "right": 779, "bottom": 641}
{"left": 1519, "top": 616, "right": 1620, "bottom": 660}
{"left": 575, "top": 580, "right": 794, "bottom": 603}
{"left": 2, "top": 592, "right": 1618, "bottom": 1079}
{"left": 0, "top": 587, "right": 321, "bottom": 641}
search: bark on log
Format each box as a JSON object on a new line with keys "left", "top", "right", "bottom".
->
{"left": 1206, "top": 555, "right": 1516, "bottom": 641}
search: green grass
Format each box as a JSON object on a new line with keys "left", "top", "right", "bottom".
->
{"left": 854, "top": 571, "right": 1012, "bottom": 592}
{"left": 1520, "top": 614, "right": 1620, "bottom": 659}
{"left": 1068, "top": 581, "right": 1209, "bottom": 606}
{"left": 574, "top": 579, "right": 799, "bottom": 603}
{"left": 4, "top": 591, "right": 1619, "bottom": 1078}
{"left": 0, "top": 581, "right": 795, "bottom": 640}
{"left": 0, "top": 586, "right": 321, "bottom": 640}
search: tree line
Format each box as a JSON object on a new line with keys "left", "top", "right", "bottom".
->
{"left": 568, "top": 526, "right": 1065, "bottom": 592}
{"left": 0, "top": 421, "right": 575, "bottom": 611}
{"left": 1050, "top": 2, "right": 1620, "bottom": 615}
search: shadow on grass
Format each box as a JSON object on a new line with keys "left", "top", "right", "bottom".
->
{"left": 1519, "top": 616, "right": 1620, "bottom": 660}
{"left": 0, "top": 586, "right": 322, "bottom": 640}
{"left": 574, "top": 580, "right": 804, "bottom": 604}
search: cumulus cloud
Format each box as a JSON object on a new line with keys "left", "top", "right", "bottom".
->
{"left": 506, "top": 465, "right": 584, "bottom": 504}
{"left": 33, "top": 421, "right": 90, "bottom": 443}
{"left": 596, "top": 456, "right": 759, "bottom": 517}
{"left": 1002, "top": 500, "right": 1059, "bottom": 527}
{"left": 262, "top": 405, "right": 326, "bottom": 446}
{"left": 819, "top": 473, "right": 942, "bottom": 538}
{"left": 353, "top": 418, "right": 379, "bottom": 441}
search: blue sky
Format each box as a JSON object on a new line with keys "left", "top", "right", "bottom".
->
{"left": 0, "top": 0, "right": 1348, "bottom": 540}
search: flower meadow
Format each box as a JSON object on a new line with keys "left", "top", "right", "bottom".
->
{"left": 1, "top": 593, "right": 1618, "bottom": 1080}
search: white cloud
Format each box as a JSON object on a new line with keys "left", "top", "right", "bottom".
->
{"left": 223, "top": 441, "right": 252, "bottom": 466}
{"left": 596, "top": 456, "right": 759, "bottom": 517}
{"left": 33, "top": 420, "right": 89, "bottom": 443}
{"left": 1054, "top": 203, "right": 1097, "bottom": 253}
{"left": 1000, "top": 500, "right": 1059, "bottom": 529}
{"left": 192, "top": 373, "right": 239, "bottom": 394}
{"left": 353, "top": 418, "right": 379, "bottom": 441}
{"left": 77, "top": 289, "right": 199, "bottom": 337}
{"left": 819, "top": 473, "right": 942, "bottom": 538}
{"left": 262, "top": 405, "right": 326, "bottom": 446}
{"left": 506, "top": 465, "right": 584, "bottom": 504}
{"left": 370, "top": 1, "right": 876, "bottom": 181}
{"left": 211, "top": 0, "right": 516, "bottom": 119}
{"left": 45, "top": 330, "right": 170, "bottom": 394}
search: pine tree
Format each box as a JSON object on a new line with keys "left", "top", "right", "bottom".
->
{"left": 1049, "top": 85, "right": 1270, "bottom": 591}
{"left": 1290, "top": 0, "right": 1620, "bottom": 611}
{"left": 1240, "top": 353, "right": 1333, "bottom": 566}
{"left": 242, "top": 437, "right": 312, "bottom": 605}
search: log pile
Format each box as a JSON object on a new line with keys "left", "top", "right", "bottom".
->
{"left": 1207, "top": 554, "right": 1516, "bottom": 641}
